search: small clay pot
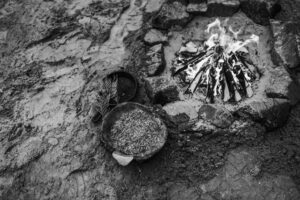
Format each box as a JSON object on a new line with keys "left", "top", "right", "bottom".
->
{"left": 107, "top": 71, "right": 138, "bottom": 103}
{"left": 101, "top": 102, "right": 167, "bottom": 162}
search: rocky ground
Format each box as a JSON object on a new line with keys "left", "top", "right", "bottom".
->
{"left": 0, "top": 0, "right": 300, "bottom": 199}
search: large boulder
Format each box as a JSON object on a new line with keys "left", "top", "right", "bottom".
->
{"left": 240, "top": 0, "right": 281, "bottom": 25}
{"left": 152, "top": 1, "right": 192, "bottom": 30}
{"left": 270, "top": 20, "right": 300, "bottom": 69}
{"left": 186, "top": 0, "right": 208, "bottom": 14}
{"left": 144, "top": 77, "right": 180, "bottom": 105}
{"left": 163, "top": 100, "right": 203, "bottom": 120}
{"left": 236, "top": 98, "right": 291, "bottom": 131}
{"left": 264, "top": 66, "right": 300, "bottom": 104}
{"left": 143, "top": 29, "right": 168, "bottom": 45}
{"left": 198, "top": 104, "right": 234, "bottom": 129}
{"left": 206, "top": 0, "right": 240, "bottom": 17}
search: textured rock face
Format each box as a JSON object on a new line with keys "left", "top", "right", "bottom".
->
{"left": 163, "top": 100, "right": 203, "bottom": 120}
{"left": 186, "top": 1, "right": 208, "bottom": 14}
{"left": 0, "top": 0, "right": 130, "bottom": 54}
{"left": 274, "top": 0, "right": 300, "bottom": 22}
{"left": 187, "top": 0, "right": 240, "bottom": 16}
{"left": 152, "top": 1, "right": 192, "bottom": 29}
{"left": 0, "top": 0, "right": 137, "bottom": 199}
{"left": 145, "top": 0, "right": 166, "bottom": 13}
{"left": 144, "top": 29, "right": 168, "bottom": 45}
{"left": 1, "top": 0, "right": 300, "bottom": 199}
{"left": 198, "top": 104, "right": 234, "bottom": 129}
{"left": 265, "top": 66, "right": 293, "bottom": 99}
{"left": 240, "top": 0, "right": 281, "bottom": 25}
{"left": 271, "top": 20, "right": 300, "bottom": 69}
{"left": 144, "top": 44, "right": 166, "bottom": 77}
{"left": 206, "top": 0, "right": 240, "bottom": 16}
{"left": 77, "top": 0, "right": 130, "bottom": 44}
{"left": 145, "top": 77, "right": 180, "bottom": 105}
{"left": 237, "top": 99, "right": 291, "bottom": 131}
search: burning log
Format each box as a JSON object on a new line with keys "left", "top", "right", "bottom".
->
{"left": 173, "top": 19, "right": 260, "bottom": 102}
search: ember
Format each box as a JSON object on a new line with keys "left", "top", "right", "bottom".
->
{"left": 173, "top": 18, "right": 260, "bottom": 102}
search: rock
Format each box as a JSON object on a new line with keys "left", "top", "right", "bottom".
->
{"left": 192, "top": 119, "right": 216, "bottom": 134}
{"left": 163, "top": 101, "right": 201, "bottom": 131}
{"left": 265, "top": 67, "right": 292, "bottom": 99}
{"left": 152, "top": 1, "right": 192, "bottom": 30}
{"left": 179, "top": 41, "right": 198, "bottom": 53}
{"left": 198, "top": 104, "right": 234, "bottom": 128}
{"left": 144, "top": 77, "right": 180, "bottom": 105}
{"left": 25, "top": 37, "right": 92, "bottom": 64}
{"left": 48, "top": 138, "right": 59, "bottom": 146}
{"left": 206, "top": 0, "right": 240, "bottom": 17}
{"left": 154, "top": 85, "right": 179, "bottom": 105}
{"left": 0, "top": 31, "right": 7, "bottom": 44}
{"left": 163, "top": 100, "right": 203, "bottom": 119}
{"left": 248, "top": 162, "right": 261, "bottom": 177}
{"left": 144, "top": 43, "right": 165, "bottom": 77}
{"left": 237, "top": 98, "right": 291, "bottom": 131}
{"left": 186, "top": 1, "right": 208, "bottom": 14}
{"left": 240, "top": 0, "right": 281, "bottom": 25}
{"left": 15, "top": 137, "right": 44, "bottom": 169}
{"left": 270, "top": 20, "right": 300, "bottom": 69}
{"left": 172, "top": 113, "right": 190, "bottom": 124}
{"left": 112, "top": 151, "right": 133, "bottom": 166}
{"left": 0, "top": 0, "right": 140, "bottom": 199}
{"left": 78, "top": 16, "right": 105, "bottom": 38}
{"left": 275, "top": 0, "right": 300, "bottom": 22}
{"left": 145, "top": 0, "right": 166, "bottom": 13}
{"left": 144, "top": 29, "right": 168, "bottom": 45}
{"left": 78, "top": 0, "right": 130, "bottom": 45}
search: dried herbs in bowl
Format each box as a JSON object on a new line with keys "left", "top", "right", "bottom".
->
{"left": 101, "top": 102, "right": 167, "bottom": 165}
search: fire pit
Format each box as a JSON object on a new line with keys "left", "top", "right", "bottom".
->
{"left": 173, "top": 18, "right": 260, "bottom": 102}
{"left": 101, "top": 102, "right": 167, "bottom": 166}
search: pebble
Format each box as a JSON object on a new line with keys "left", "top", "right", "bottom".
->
{"left": 48, "top": 138, "right": 58, "bottom": 146}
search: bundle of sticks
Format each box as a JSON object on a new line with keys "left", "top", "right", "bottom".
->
{"left": 173, "top": 19, "right": 260, "bottom": 102}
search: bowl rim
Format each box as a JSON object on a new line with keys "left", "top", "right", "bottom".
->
{"left": 101, "top": 102, "right": 168, "bottom": 160}
{"left": 106, "top": 70, "right": 138, "bottom": 103}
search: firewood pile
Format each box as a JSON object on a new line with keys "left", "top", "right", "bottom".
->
{"left": 173, "top": 19, "right": 260, "bottom": 102}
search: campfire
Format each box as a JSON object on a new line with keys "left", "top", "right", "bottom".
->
{"left": 173, "top": 19, "right": 260, "bottom": 102}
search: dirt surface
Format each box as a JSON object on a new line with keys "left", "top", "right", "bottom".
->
{"left": 0, "top": 0, "right": 300, "bottom": 200}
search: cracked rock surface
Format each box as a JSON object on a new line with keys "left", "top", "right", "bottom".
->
{"left": 0, "top": 0, "right": 300, "bottom": 199}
